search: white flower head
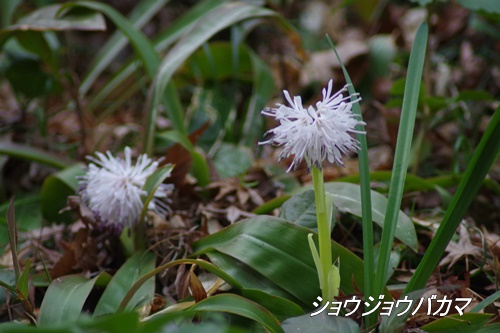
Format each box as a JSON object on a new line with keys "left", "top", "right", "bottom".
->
{"left": 78, "top": 147, "right": 172, "bottom": 228}
{"left": 260, "top": 80, "right": 365, "bottom": 172}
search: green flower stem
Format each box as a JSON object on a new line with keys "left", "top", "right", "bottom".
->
{"left": 311, "top": 166, "right": 332, "bottom": 301}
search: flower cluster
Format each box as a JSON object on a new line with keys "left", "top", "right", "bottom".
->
{"left": 260, "top": 80, "right": 364, "bottom": 171}
{"left": 79, "top": 147, "right": 172, "bottom": 228}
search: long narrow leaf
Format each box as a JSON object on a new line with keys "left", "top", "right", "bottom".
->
{"left": 87, "top": 0, "right": 227, "bottom": 112}
{"left": 79, "top": 0, "right": 170, "bottom": 96}
{"left": 374, "top": 22, "right": 428, "bottom": 298}
{"left": 60, "top": 1, "right": 160, "bottom": 79}
{"left": 404, "top": 108, "right": 500, "bottom": 294}
{"left": 328, "top": 36, "right": 375, "bottom": 325}
{"left": 0, "top": 142, "right": 73, "bottom": 169}
{"left": 144, "top": 2, "right": 281, "bottom": 154}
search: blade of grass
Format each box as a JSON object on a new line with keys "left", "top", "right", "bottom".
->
{"left": 79, "top": 0, "right": 170, "bottom": 97}
{"left": 374, "top": 22, "right": 428, "bottom": 300}
{"left": 404, "top": 107, "right": 500, "bottom": 294}
{"left": 327, "top": 35, "right": 375, "bottom": 326}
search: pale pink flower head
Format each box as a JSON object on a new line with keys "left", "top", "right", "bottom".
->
{"left": 79, "top": 147, "right": 172, "bottom": 228}
{"left": 260, "top": 80, "right": 364, "bottom": 172}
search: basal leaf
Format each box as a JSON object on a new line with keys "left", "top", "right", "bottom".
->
{"left": 193, "top": 216, "right": 365, "bottom": 307}
{"left": 38, "top": 273, "right": 111, "bottom": 325}
{"left": 94, "top": 250, "right": 155, "bottom": 316}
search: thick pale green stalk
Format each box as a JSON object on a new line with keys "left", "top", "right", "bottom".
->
{"left": 311, "top": 166, "right": 332, "bottom": 301}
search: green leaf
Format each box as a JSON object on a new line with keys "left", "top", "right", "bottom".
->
{"left": 421, "top": 313, "right": 492, "bottom": 333}
{"left": 213, "top": 143, "right": 253, "bottom": 178}
{"left": 0, "top": 0, "right": 21, "bottom": 28}
{"left": 240, "top": 49, "right": 275, "bottom": 146}
{"left": 79, "top": 0, "right": 170, "bottom": 96}
{"left": 17, "top": 4, "right": 106, "bottom": 31}
{"left": 280, "top": 190, "right": 325, "bottom": 231}
{"left": 190, "top": 294, "right": 283, "bottom": 333}
{"left": 405, "top": 108, "right": 500, "bottom": 294}
{"left": 207, "top": 251, "right": 296, "bottom": 302}
{"left": 16, "top": 258, "right": 30, "bottom": 299}
{"left": 0, "top": 311, "right": 139, "bottom": 333}
{"left": 324, "top": 182, "right": 417, "bottom": 251}
{"left": 477, "top": 324, "right": 500, "bottom": 333}
{"left": 0, "top": 195, "right": 41, "bottom": 246}
{"left": 38, "top": 273, "right": 111, "bottom": 325}
{"left": 374, "top": 22, "right": 428, "bottom": 299}
{"left": 60, "top": 1, "right": 160, "bottom": 79}
{"left": 239, "top": 289, "right": 304, "bottom": 322}
{"left": 282, "top": 312, "right": 360, "bottom": 333}
{"left": 145, "top": 2, "right": 281, "bottom": 154}
{"left": 193, "top": 216, "right": 365, "bottom": 306}
{"left": 471, "top": 290, "right": 500, "bottom": 313}
{"left": 40, "top": 163, "right": 86, "bottom": 223}
{"left": 0, "top": 270, "right": 17, "bottom": 305}
{"left": 457, "top": 0, "right": 500, "bottom": 14}
{"left": 0, "top": 142, "right": 73, "bottom": 169}
{"left": 94, "top": 251, "right": 155, "bottom": 316}
{"left": 87, "top": 0, "right": 227, "bottom": 112}
{"left": 140, "top": 164, "right": 174, "bottom": 221}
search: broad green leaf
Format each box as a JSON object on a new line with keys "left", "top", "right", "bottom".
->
{"left": 324, "top": 182, "right": 417, "bottom": 251}
{"left": 206, "top": 251, "right": 298, "bottom": 303}
{"left": 239, "top": 289, "right": 304, "bottom": 322}
{"left": 190, "top": 294, "right": 283, "bottom": 333}
{"left": 38, "top": 273, "right": 111, "bottom": 325}
{"left": 282, "top": 312, "right": 360, "bottom": 333}
{"left": 0, "top": 311, "right": 139, "bottom": 333}
{"left": 280, "top": 190, "right": 322, "bottom": 231}
{"left": 193, "top": 216, "right": 365, "bottom": 306}
{"left": 421, "top": 313, "right": 492, "bottom": 333}
{"left": 213, "top": 143, "right": 253, "bottom": 178}
{"left": 458, "top": 0, "right": 500, "bottom": 14}
{"left": 0, "top": 142, "right": 73, "bottom": 169}
{"left": 477, "top": 324, "right": 500, "bottom": 333}
{"left": 40, "top": 163, "right": 86, "bottom": 223}
{"left": 94, "top": 250, "right": 155, "bottom": 316}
